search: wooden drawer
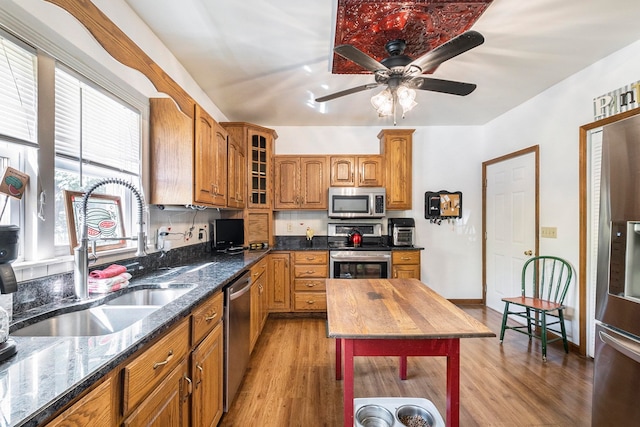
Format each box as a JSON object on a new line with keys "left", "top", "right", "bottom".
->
{"left": 122, "top": 318, "right": 190, "bottom": 414}
{"left": 392, "top": 251, "right": 420, "bottom": 265}
{"left": 250, "top": 257, "right": 268, "bottom": 281}
{"left": 293, "top": 292, "right": 327, "bottom": 311}
{"left": 123, "top": 359, "right": 189, "bottom": 427}
{"left": 294, "top": 264, "right": 328, "bottom": 278}
{"left": 294, "top": 278, "right": 326, "bottom": 292}
{"left": 46, "top": 377, "right": 114, "bottom": 427}
{"left": 293, "top": 251, "right": 328, "bottom": 265}
{"left": 192, "top": 291, "right": 223, "bottom": 346}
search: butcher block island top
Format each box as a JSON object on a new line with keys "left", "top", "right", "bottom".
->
{"left": 326, "top": 278, "right": 495, "bottom": 427}
{"left": 326, "top": 278, "right": 495, "bottom": 339}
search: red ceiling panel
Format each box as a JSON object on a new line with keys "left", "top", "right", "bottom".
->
{"left": 333, "top": 0, "right": 493, "bottom": 74}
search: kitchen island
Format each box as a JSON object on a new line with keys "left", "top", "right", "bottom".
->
{"left": 326, "top": 278, "right": 495, "bottom": 427}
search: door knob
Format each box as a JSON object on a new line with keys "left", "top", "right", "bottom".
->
{"left": 524, "top": 250, "right": 533, "bottom": 256}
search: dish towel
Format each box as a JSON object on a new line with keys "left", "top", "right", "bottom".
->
{"left": 88, "top": 272, "right": 132, "bottom": 294}
{"left": 90, "top": 264, "right": 127, "bottom": 279}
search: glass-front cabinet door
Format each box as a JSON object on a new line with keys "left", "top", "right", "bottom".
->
{"left": 250, "top": 132, "right": 269, "bottom": 208}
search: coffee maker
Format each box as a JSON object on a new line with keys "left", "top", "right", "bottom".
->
{"left": 0, "top": 225, "right": 18, "bottom": 362}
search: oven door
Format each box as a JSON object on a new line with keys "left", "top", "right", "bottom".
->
{"left": 330, "top": 251, "right": 391, "bottom": 279}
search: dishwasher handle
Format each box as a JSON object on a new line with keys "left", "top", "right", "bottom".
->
{"left": 228, "top": 273, "right": 252, "bottom": 301}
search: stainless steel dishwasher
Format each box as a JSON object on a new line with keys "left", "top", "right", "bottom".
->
{"left": 224, "top": 270, "right": 251, "bottom": 411}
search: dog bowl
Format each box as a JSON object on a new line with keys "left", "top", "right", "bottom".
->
{"left": 355, "top": 404, "right": 395, "bottom": 427}
{"left": 396, "top": 404, "right": 435, "bottom": 427}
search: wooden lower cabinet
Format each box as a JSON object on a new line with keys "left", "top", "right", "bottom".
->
{"left": 292, "top": 251, "right": 328, "bottom": 312}
{"left": 250, "top": 257, "right": 268, "bottom": 352}
{"left": 45, "top": 292, "right": 226, "bottom": 427}
{"left": 391, "top": 250, "right": 421, "bottom": 279}
{"left": 191, "top": 322, "right": 224, "bottom": 427}
{"left": 122, "top": 318, "right": 191, "bottom": 415}
{"left": 46, "top": 377, "right": 114, "bottom": 427}
{"left": 123, "top": 359, "right": 190, "bottom": 427}
{"left": 267, "top": 252, "right": 291, "bottom": 312}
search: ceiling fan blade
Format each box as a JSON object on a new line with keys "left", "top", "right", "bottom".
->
{"left": 404, "top": 30, "right": 484, "bottom": 74}
{"left": 412, "top": 77, "right": 477, "bottom": 96}
{"left": 315, "top": 83, "right": 381, "bottom": 102}
{"left": 334, "top": 44, "right": 389, "bottom": 73}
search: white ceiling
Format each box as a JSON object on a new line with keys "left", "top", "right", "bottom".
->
{"left": 124, "top": 0, "right": 640, "bottom": 127}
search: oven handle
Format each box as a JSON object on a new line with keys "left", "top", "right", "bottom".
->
{"left": 330, "top": 253, "right": 391, "bottom": 262}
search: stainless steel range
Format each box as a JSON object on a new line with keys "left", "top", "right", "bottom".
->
{"left": 328, "top": 223, "right": 391, "bottom": 279}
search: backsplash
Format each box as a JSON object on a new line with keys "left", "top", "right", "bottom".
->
{"left": 12, "top": 242, "right": 211, "bottom": 318}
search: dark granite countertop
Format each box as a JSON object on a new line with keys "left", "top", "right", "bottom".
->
{"left": 272, "top": 235, "right": 423, "bottom": 251}
{"left": 1, "top": 250, "right": 268, "bottom": 427}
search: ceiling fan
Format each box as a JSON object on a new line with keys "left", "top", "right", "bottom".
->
{"left": 315, "top": 30, "right": 484, "bottom": 122}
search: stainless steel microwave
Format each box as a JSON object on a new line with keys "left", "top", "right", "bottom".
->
{"left": 328, "top": 187, "right": 386, "bottom": 218}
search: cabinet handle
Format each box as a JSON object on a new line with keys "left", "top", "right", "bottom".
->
{"left": 253, "top": 271, "right": 260, "bottom": 277}
{"left": 305, "top": 283, "right": 316, "bottom": 288}
{"left": 195, "top": 364, "right": 203, "bottom": 388}
{"left": 305, "top": 257, "right": 316, "bottom": 261}
{"left": 401, "top": 257, "right": 411, "bottom": 261}
{"left": 306, "top": 270, "right": 314, "bottom": 274}
{"left": 183, "top": 375, "right": 193, "bottom": 399}
{"left": 306, "top": 300, "right": 315, "bottom": 304}
{"left": 205, "top": 310, "right": 218, "bottom": 321}
{"left": 153, "top": 350, "right": 174, "bottom": 369}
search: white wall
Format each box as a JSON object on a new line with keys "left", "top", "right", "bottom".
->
{"left": 482, "top": 38, "right": 640, "bottom": 344}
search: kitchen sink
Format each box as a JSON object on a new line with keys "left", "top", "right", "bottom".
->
{"left": 12, "top": 306, "right": 160, "bottom": 337}
{"left": 104, "top": 286, "right": 195, "bottom": 306}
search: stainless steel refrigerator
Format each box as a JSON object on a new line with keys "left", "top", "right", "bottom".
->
{"left": 594, "top": 115, "right": 640, "bottom": 425}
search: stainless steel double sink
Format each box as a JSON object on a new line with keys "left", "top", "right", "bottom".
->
{"left": 13, "top": 286, "right": 196, "bottom": 337}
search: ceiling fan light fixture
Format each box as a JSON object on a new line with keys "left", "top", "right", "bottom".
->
{"left": 397, "top": 85, "right": 417, "bottom": 115}
{"left": 370, "top": 88, "right": 394, "bottom": 116}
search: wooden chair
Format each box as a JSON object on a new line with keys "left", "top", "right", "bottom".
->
{"left": 499, "top": 256, "right": 573, "bottom": 361}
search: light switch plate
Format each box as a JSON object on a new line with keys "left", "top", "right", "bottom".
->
{"left": 541, "top": 226, "right": 557, "bottom": 238}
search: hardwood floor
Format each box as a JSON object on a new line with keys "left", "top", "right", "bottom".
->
{"left": 219, "top": 306, "right": 593, "bottom": 426}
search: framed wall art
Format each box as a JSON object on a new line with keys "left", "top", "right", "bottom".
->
{"left": 64, "top": 190, "right": 126, "bottom": 254}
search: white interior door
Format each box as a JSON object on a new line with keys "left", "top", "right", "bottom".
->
{"left": 485, "top": 151, "right": 537, "bottom": 312}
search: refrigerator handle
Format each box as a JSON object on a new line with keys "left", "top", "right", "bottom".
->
{"left": 599, "top": 330, "right": 640, "bottom": 364}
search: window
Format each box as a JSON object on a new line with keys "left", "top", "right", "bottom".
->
{"left": 0, "top": 33, "right": 37, "bottom": 144}
{"left": 0, "top": 32, "right": 37, "bottom": 260}
{"left": 54, "top": 66, "right": 141, "bottom": 250}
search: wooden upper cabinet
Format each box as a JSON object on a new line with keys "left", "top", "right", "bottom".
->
{"left": 357, "top": 156, "right": 383, "bottom": 186}
{"left": 221, "top": 122, "right": 277, "bottom": 210}
{"left": 274, "top": 157, "right": 300, "bottom": 209}
{"left": 227, "top": 135, "right": 246, "bottom": 209}
{"left": 330, "top": 156, "right": 383, "bottom": 187}
{"left": 195, "top": 107, "right": 228, "bottom": 207}
{"left": 330, "top": 157, "right": 356, "bottom": 186}
{"left": 379, "top": 129, "right": 414, "bottom": 210}
{"left": 300, "top": 156, "right": 328, "bottom": 209}
{"left": 274, "top": 156, "right": 328, "bottom": 209}
{"left": 149, "top": 98, "right": 194, "bottom": 205}
{"left": 150, "top": 99, "right": 229, "bottom": 208}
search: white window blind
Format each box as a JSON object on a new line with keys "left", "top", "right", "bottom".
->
{"left": 587, "top": 127, "right": 603, "bottom": 358}
{"left": 54, "top": 67, "right": 140, "bottom": 174}
{"left": 0, "top": 33, "right": 37, "bottom": 145}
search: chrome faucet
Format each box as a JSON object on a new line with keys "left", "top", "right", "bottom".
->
{"left": 73, "top": 178, "right": 147, "bottom": 299}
